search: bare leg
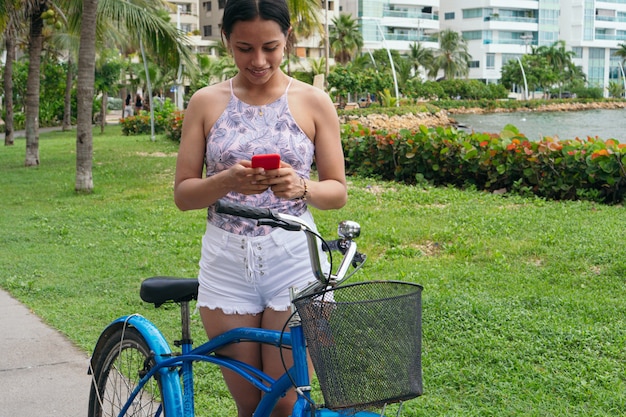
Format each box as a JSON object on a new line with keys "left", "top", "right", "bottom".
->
{"left": 260, "top": 308, "right": 298, "bottom": 417}
{"left": 200, "top": 307, "right": 263, "bottom": 417}
{"left": 200, "top": 306, "right": 310, "bottom": 417}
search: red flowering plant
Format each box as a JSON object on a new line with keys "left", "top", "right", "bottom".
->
{"left": 165, "top": 110, "right": 185, "bottom": 142}
{"left": 341, "top": 122, "right": 626, "bottom": 204}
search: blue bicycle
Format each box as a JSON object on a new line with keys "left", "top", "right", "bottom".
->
{"left": 88, "top": 201, "right": 423, "bottom": 417}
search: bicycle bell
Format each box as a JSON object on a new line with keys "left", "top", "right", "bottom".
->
{"left": 338, "top": 220, "right": 361, "bottom": 239}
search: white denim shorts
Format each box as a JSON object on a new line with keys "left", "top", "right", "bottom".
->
{"left": 197, "top": 210, "right": 330, "bottom": 314}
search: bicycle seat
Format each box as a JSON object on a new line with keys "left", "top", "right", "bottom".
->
{"left": 140, "top": 276, "right": 199, "bottom": 307}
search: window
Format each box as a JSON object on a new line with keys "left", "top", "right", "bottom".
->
{"left": 218, "top": 0, "right": 226, "bottom": 9}
{"left": 203, "top": 1, "right": 211, "bottom": 12}
{"left": 462, "top": 30, "right": 482, "bottom": 41}
{"left": 444, "top": 12, "right": 455, "bottom": 20}
{"left": 463, "top": 8, "right": 483, "bottom": 19}
{"left": 203, "top": 25, "right": 212, "bottom": 37}
{"left": 469, "top": 60, "right": 480, "bottom": 68}
{"left": 588, "top": 47, "right": 605, "bottom": 87}
{"left": 486, "top": 53, "right": 495, "bottom": 69}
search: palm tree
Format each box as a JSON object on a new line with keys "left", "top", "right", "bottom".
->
{"left": 308, "top": 57, "right": 326, "bottom": 76}
{"left": 68, "top": 0, "right": 196, "bottom": 192}
{"left": 287, "top": 0, "right": 322, "bottom": 74}
{"left": 329, "top": 13, "right": 363, "bottom": 65}
{"left": 23, "top": 0, "right": 48, "bottom": 166}
{"left": 429, "top": 29, "right": 471, "bottom": 80}
{"left": 1, "top": 0, "right": 23, "bottom": 146}
{"left": 94, "top": 49, "right": 124, "bottom": 133}
{"left": 408, "top": 41, "right": 433, "bottom": 80}
{"left": 288, "top": 0, "right": 321, "bottom": 41}
{"left": 534, "top": 40, "right": 577, "bottom": 97}
{"left": 613, "top": 42, "right": 626, "bottom": 67}
{"left": 75, "top": 0, "right": 98, "bottom": 191}
{"left": 535, "top": 40, "right": 575, "bottom": 70}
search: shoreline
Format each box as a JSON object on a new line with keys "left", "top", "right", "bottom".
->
{"left": 446, "top": 100, "right": 626, "bottom": 115}
{"left": 340, "top": 100, "right": 626, "bottom": 132}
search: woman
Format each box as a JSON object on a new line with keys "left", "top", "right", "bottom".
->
{"left": 173, "top": 0, "right": 347, "bottom": 415}
{"left": 134, "top": 93, "right": 143, "bottom": 114}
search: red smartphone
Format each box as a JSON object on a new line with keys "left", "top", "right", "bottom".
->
{"left": 251, "top": 153, "right": 281, "bottom": 170}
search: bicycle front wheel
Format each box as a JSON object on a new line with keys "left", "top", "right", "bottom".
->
{"left": 89, "top": 326, "right": 166, "bottom": 417}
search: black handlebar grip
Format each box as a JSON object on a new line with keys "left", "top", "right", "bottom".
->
{"left": 215, "top": 200, "right": 275, "bottom": 220}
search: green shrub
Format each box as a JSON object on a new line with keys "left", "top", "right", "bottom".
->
{"left": 165, "top": 110, "right": 184, "bottom": 142}
{"left": 120, "top": 98, "right": 176, "bottom": 136}
{"left": 120, "top": 114, "right": 152, "bottom": 135}
{"left": 342, "top": 123, "right": 626, "bottom": 204}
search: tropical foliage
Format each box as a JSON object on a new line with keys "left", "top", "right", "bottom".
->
{"left": 342, "top": 122, "right": 626, "bottom": 204}
{"left": 501, "top": 41, "right": 586, "bottom": 98}
{"left": 329, "top": 13, "right": 363, "bottom": 65}
{"left": 428, "top": 29, "right": 471, "bottom": 80}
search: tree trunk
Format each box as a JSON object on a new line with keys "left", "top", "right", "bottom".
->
{"left": 75, "top": 0, "right": 99, "bottom": 192}
{"left": 24, "top": 3, "right": 46, "bottom": 166}
{"left": 4, "top": 33, "right": 16, "bottom": 146}
{"left": 63, "top": 55, "right": 74, "bottom": 131}
{"left": 100, "top": 92, "right": 107, "bottom": 133}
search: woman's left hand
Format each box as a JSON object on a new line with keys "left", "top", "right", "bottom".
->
{"left": 255, "top": 162, "right": 305, "bottom": 200}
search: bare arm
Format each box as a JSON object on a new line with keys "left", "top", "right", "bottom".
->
{"left": 305, "top": 88, "right": 347, "bottom": 210}
{"left": 282, "top": 83, "right": 346, "bottom": 210}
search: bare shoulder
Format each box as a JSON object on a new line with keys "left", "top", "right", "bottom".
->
{"left": 188, "top": 80, "right": 231, "bottom": 109}
{"left": 186, "top": 80, "right": 232, "bottom": 136}
{"left": 288, "top": 78, "right": 338, "bottom": 141}
{"left": 289, "top": 78, "right": 333, "bottom": 107}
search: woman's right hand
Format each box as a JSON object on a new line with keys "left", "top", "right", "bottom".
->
{"left": 227, "top": 161, "right": 272, "bottom": 196}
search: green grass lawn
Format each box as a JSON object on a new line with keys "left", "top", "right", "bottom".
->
{"left": 2, "top": 126, "right": 626, "bottom": 416}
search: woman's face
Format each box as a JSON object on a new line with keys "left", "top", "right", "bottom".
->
{"left": 227, "top": 17, "right": 288, "bottom": 85}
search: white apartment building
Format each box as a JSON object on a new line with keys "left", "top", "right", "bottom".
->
{"left": 438, "top": 0, "right": 558, "bottom": 84}
{"left": 175, "top": 0, "right": 626, "bottom": 93}
{"left": 559, "top": 0, "right": 626, "bottom": 89}
{"left": 197, "top": 0, "right": 340, "bottom": 61}
{"left": 167, "top": 0, "right": 217, "bottom": 56}
{"left": 438, "top": 0, "right": 626, "bottom": 93}
{"left": 342, "top": 0, "right": 440, "bottom": 53}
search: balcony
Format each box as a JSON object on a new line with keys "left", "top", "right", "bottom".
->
{"left": 382, "top": 9, "right": 439, "bottom": 21}
{"left": 484, "top": 16, "right": 538, "bottom": 24}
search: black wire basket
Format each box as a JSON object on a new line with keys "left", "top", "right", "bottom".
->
{"left": 293, "top": 280, "right": 423, "bottom": 411}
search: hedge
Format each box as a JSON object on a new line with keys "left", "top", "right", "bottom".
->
{"left": 342, "top": 123, "right": 626, "bottom": 204}
{"left": 152, "top": 109, "right": 626, "bottom": 204}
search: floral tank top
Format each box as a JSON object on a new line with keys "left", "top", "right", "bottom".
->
{"left": 205, "top": 78, "right": 315, "bottom": 236}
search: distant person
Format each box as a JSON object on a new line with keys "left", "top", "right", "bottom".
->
{"left": 135, "top": 94, "right": 143, "bottom": 114}
{"left": 123, "top": 94, "right": 133, "bottom": 118}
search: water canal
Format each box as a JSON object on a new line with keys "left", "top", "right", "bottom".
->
{"left": 451, "top": 108, "right": 626, "bottom": 142}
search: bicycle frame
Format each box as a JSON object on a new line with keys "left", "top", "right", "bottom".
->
{"left": 91, "top": 202, "right": 388, "bottom": 417}
{"left": 98, "top": 311, "right": 383, "bottom": 417}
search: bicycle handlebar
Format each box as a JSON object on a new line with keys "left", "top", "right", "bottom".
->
{"left": 214, "top": 200, "right": 366, "bottom": 295}
{"left": 215, "top": 200, "right": 303, "bottom": 231}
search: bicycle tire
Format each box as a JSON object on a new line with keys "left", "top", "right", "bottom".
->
{"left": 88, "top": 326, "right": 166, "bottom": 417}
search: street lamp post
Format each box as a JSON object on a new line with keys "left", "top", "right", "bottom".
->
{"left": 324, "top": 0, "right": 329, "bottom": 88}
{"left": 139, "top": 35, "right": 156, "bottom": 141}
{"left": 518, "top": 34, "right": 532, "bottom": 101}
{"left": 618, "top": 61, "right": 626, "bottom": 99}
{"left": 176, "top": 5, "right": 184, "bottom": 110}
{"left": 517, "top": 57, "right": 529, "bottom": 101}
{"left": 376, "top": 23, "right": 400, "bottom": 107}
{"left": 362, "top": 18, "right": 399, "bottom": 107}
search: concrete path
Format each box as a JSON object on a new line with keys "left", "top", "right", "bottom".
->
{"left": 0, "top": 290, "right": 91, "bottom": 417}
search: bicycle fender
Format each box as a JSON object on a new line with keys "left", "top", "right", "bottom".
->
{"left": 90, "top": 315, "right": 184, "bottom": 416}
